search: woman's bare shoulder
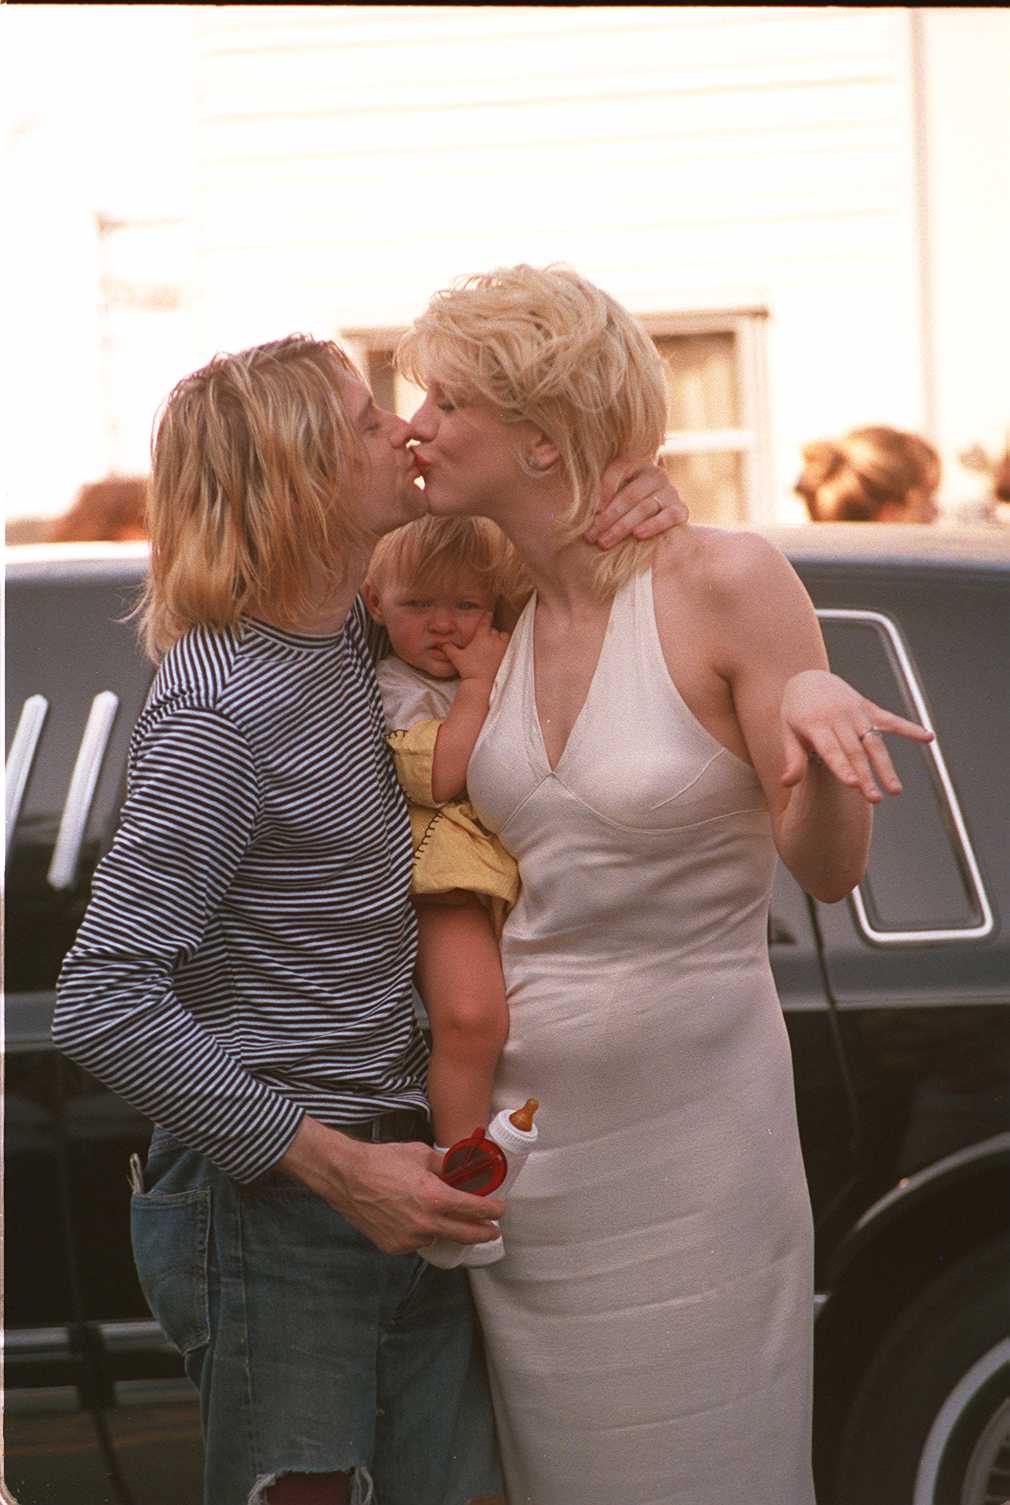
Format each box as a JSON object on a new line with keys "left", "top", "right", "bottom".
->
{"left": 653, "top": 525, "right": 789, "bottom": 600}
{"left": 652, "top": 527, "right": 818, "bottom": 675}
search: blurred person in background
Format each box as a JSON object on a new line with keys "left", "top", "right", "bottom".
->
{"left": 794, "top": 425, "right": 940, "bottom": 523}
{"left": 958, "top": 435, "right": 1010, "bottom": 525}
{"left": 46, "top": 475, "right": 148, "bottom": 542}
{"left": 995, "top": 442, "right": 1010, "bottom": 519}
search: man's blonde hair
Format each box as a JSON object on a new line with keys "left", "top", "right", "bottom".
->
{"left": 140, "top": 336, "right": 372, "bottom": 658}
{"left": 397, "top": 264, "right": 668, "bottom": 597}
{"left": 366, "top": 515, "right": 529, "bottom": 617}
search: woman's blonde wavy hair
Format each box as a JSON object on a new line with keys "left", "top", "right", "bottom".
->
{"left": 139, "top": 335, "right": 371, "bottom": 659}
{"left": 794, "top": 426, "right": 941, "bottom": 522}
{"left": 365, "top": 514, "right": 530, "bottom": 621}
{"left": 397, "top": 264, "right": 669, "bottom": 598}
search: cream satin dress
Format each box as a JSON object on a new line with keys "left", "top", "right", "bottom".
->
{"left": 466, "top": 564, "right": 816, "bottom": 1505}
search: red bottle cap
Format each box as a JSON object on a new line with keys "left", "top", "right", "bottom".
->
{"left": 440, "top": 1127, "right": 508, "bottom": 1195}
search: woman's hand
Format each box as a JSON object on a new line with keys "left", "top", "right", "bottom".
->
{"left": 780, "top": 670, "right": 934, "bottom": 804}
{"left": 585, "top": 459, "right": 688, "bottom": 548}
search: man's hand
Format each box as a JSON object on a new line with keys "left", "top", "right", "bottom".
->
{"left": 441, "top": 613, "right": 510, "bottom": 689}
{"left": 585, "top": 459, "right": 689, "bottom": 548}
{"left": 278, "top": 1115, "right": 505, "bottom": 1254}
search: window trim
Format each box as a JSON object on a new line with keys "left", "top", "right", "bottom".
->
{"left": 47, "top": 690, "right": 121, "bottom": 892}
{"left": 644, "top": 308, "right": 773, "bottom": 524}
{"left": 6, "top": 694, "right": 49, "bottom": 859}
{"left": 817, "top": 607, "right": 994, "bottom": 945}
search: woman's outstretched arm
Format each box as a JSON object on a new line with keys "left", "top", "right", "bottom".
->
{"left": 712, "top": 534, "right": 933, "bottom": 901}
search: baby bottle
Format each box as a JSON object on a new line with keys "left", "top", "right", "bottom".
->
{"left": 421, "top": 1099, "right": 540, "bottom": 1269}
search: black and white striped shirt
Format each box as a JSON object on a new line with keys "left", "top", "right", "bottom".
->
{"left": 53, "top": 599, "right": 428, "bottom": 1184}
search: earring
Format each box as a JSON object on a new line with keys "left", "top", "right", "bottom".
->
{"left": 526, "top": 454, "right": 545, "bottom": 472}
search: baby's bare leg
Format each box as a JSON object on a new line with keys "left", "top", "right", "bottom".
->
{"left": 415, "top": 894, "right": 510, "bottom": 1147}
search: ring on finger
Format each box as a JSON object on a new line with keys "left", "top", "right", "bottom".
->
{"left": 649, "top": 491, "right": 663, "bottom": 515}
{"left": 858, "top": 726, "right": 884, "bottom": 742}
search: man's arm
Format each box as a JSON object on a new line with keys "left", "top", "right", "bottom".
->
{"left": 52, "top": 705, "right": 305, "bottom": 1183}
{"left": 53, "top": 701, "right": 502, "bottom": 1250}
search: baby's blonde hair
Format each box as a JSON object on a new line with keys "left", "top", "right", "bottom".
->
{"left": 795, "top": 426, "right": 941, "bottom": 522}
{"left": 140, "top": 335, "right": 371, "bottom": 659}
{"left": 397, "top": 264, "right": 668, "bottom": 597}
{"left": 366, "top": 515, "right": 529, "bottom": 617}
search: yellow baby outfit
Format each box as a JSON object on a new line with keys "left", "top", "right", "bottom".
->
{"left": 376, "top": 657, "right": 519, "bottom": 930}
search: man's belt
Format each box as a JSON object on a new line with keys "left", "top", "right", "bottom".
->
{"left": 337, "top": 1107, "right": 432, "bottom": 1145}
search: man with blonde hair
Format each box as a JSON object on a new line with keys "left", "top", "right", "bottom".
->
{"left": 54, "top": 332, "right": 683, "bottom": 1505}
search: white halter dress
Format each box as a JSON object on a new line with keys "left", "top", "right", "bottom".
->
{"left": 466, "top": 564, "right": 816, "bottom": 1505}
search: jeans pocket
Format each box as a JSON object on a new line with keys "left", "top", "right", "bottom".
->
{"left": 130, "top": 1186, "right": 211, "bottom": 1356}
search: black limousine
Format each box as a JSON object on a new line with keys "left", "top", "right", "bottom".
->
{"left": 5, "top": 527, "right": 1009, "bottom": 1505}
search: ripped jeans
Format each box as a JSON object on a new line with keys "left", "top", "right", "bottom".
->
{"left": 131, "top": 1130, "right": 502, "bottom": 1505}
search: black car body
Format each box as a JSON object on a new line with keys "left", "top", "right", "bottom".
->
{"left": 5, "top": 528, "right": 1009, "bottom": 1505}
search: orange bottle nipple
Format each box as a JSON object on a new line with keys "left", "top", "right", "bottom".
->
{"left": 509, "top": 1098, "right": 540, "bottom": 1132}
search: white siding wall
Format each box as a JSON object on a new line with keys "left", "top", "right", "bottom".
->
{"left": 7, "top": 6, "right": 1005, "bottom": 528}
{"left": 3, "top": 4, "right": 198, "bottom": 523}
{"left": 193, "top": 5, "right": 927, "bottom": 519}
{"left": 917, "top": 9, "right": 1010, "bottom": 509}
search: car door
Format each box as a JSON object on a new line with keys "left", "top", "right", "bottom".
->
{"left": 800, "top": 561, "right": 1010, "bottom": 1215}
{"left": 5, "top": 552, "right": 203, "bottom": 1505}
{"left": 769, "top": 859, "right": 860, "bottom": 1276}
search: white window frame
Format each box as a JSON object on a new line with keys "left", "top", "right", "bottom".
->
{"left": 818, "top": 608, "right": 994, "bottom": 945}
{"left": 342, "top": 330, "right": 409, "bottom": 412}
{"left": 642, "top": 307, "right": 773, "bottom": 525}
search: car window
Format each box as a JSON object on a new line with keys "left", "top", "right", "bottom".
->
{"left": 819, "top": 610, "right": 992, "bottom": 943}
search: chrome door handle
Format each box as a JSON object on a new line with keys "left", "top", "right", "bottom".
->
{"left": 5, "top": 694, "right": 49, "bottom": 862}
{"left": 47, "top": 691, "right": 120, "bottom": 891}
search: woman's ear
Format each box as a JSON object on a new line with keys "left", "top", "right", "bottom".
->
{"left": 362, "top": 580, "right": 385, "bottom": 622}
{"left": 525, "top": 431, "right": 560, "bottom": 473}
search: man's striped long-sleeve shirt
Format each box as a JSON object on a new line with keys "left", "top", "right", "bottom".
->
{"left": 52, "top": 600, "right": 428, "bottom": 1184}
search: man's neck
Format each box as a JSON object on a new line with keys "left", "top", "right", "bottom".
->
{"left": 251, "top": 547, "right": 372, "bottom": 636}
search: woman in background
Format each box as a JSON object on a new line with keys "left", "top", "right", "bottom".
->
{"left": 795, "top": 425, "right": 940, "bottom": 523}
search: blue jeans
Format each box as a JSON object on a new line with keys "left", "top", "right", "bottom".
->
{"left": 131, "top": 1130, "right": 502, "bottom": 1505}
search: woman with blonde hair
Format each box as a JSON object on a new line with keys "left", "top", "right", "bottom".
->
{"left": 53, "top": 330, "right": 685, "bottom": 1505}
{"left": 795, "top": 425, "right": 941, "bottom": 523}
{"left": 400, "top": 265, "right": 933, "bottom": 1505}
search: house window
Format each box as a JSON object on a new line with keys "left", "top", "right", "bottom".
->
{"left": 646, "top": 312, "right": 771, "bottom": 526}
{"left": 350, "top": 308, "right": 770, "bottom": 525}
{"left": 348, "top": 337, "right": 423, "bottom": 427}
